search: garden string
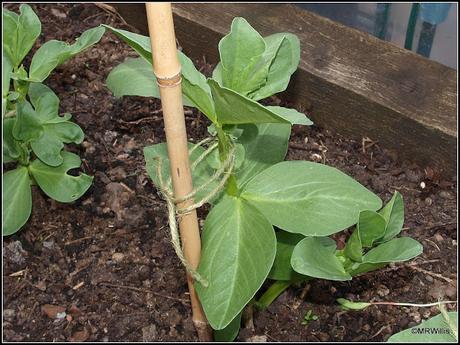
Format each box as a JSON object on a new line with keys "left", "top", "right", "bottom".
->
{"left": 154, "top": 139, "right": 236, "bottom": 287}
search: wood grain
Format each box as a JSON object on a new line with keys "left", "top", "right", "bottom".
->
{"left": 113, "top": 3, "right": 457, "bottom": 176}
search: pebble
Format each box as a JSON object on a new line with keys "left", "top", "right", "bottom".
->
{"left": 4, "top": 241, "right": 27, "bottom": 266}
{"left": 310, "top": 153, "right": 323, "bottom": 162}
{"left": 424, "top": 197, "right": 433, "bottom": 206}
{"left": 246, "top": 335, "right": 268, "bottom": 342}
{"left": 3, "top": 309, "right": 15, "bottom": 322}
{"left": 112, "top": 253, "right": 125, "bottom": 263}
{"left": 410, "top": 311, "right": 421, "bottom": 323}
{"left": 42, "top": 240, "right": 55, "bottom": 250}
{"left": 376, "top": 284, "right": 390, "bottom": 297}
{"left": 433, "top": 233, "right": 444, "bottom": 242}
{"left": 439, "top": 191, "right": 453, "bottom": 199}
{"left": 142, "top": 324, "right": 158, "bottom": 342}
{"left": 425, "top": 275, "right": 434, "bottom": 283}
{"left": 41, "top": 304, "right": 66, "bottom": 319}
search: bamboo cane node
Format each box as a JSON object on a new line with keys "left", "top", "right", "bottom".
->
{"left": 155, "top": 71, "right": 182, "bottom": 88}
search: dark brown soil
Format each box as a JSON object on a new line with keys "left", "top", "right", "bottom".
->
{"left": 3, "top": 3, "right": 457, "bottom": 342}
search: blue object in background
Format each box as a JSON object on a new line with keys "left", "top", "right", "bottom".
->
{"left": 296, "top": 3, "right": 457, "bottom": 69}
{"left": 417, "top": 3, "right": 452, "bottom": 57}
{"left": 420, "top": 3, "right": 452, "bottom": 25}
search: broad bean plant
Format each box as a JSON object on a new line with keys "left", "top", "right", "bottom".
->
{"left": 2, "top": 4, "right": 104, "bottom": 235}
{"left": 105, "top": 18, "right": 422, "bottom": 340}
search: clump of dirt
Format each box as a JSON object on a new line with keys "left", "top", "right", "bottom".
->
{"left": 3, "top": 3, "right": 456, "bottom": 342}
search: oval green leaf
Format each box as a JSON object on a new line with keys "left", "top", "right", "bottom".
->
{"left": 379, "top": 191, "right": 404, "bottom": 242}
{"left": 291, "top": 237, "right": 352, "bottom": 281}
{"left": 195, "top": 196, "right": 276, "bottom": 330}
{"left": 363, "top": 237, "right": 423, "bottom": 264}
{"left": 242, "top": 161, "right": 382, "bottom": 236}
{"left": 3, "top": 166, "right": 32, "bottom": 236}
{"left": 208, "top": 79, "right": 289, "bottom": 125}
{"left": 3, "top": 4, "right": 41, "bottom": 68}
{"left": 29, "top": 151, "right": 93, "bottom": 202}
{"left": 29, "top": 26, "right": 105, "bottom": 82}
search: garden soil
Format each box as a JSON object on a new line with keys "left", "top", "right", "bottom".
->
{"left": 3, "top": 3, "right": 457, "bottom": 342}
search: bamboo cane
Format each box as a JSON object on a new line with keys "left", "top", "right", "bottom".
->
{"left": 145, "top": 3, "right": 212, "bottom": 341}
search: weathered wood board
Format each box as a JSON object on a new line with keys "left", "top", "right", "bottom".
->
{"left": 113, "top": 3, "right": 457, "bottom": 177}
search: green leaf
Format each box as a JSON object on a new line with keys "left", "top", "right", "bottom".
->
{"left": 28, "top": 82, "right": 59, "bottom": 121}
{"left": 3, "top": 51, "right": 12, "bottom": 98}
{"left": 103, "top": 26, "right": 215, "bottom": 119}
{"left": 29, "top": 151, "right": 93, "bottom": 202}
{"left": 362, "top": 237, "right": 423, "bottom": 264}
{"left": 388, "top": 312, "right": 457, "bottom": 342}
{"left": 30, "top": 122, "right": 83, "bottom": 166}
{"left": 29, "top": 26, "right": 105, "bottom": 82}
{"left": 195, "top": 196, "right": 276, "bottom": 330}
{"left": 291, "top": 237, "right": 352, "bottom": 281}
{"left": 344, "top": 230, "right": 363, "bottom": 263}
{"left": 345, "top": 210, "right": 387, "bottom": 262}
{"left": 179, "top": 53, "right": 217, "bottom": 122}
{"left": 264, "top": 106, "right": 313, "bottom": 126}
{"left": 102, "top": 26, "right": 152, "bottom": 62}
{"left": 347, "top": 262, "right": 386, "bottom": 276}
{"left": 213, "top": 312, "right": 242, "bottom": 342}
{"left": 2, "top": 4, "right": 41, "bottom": 68}
{"left": 242, "top": 161, "right": 382, "bottom": 236}
{"left": 26, "top": 83, "right": 84, "bottom": 166}
{"left": 208, "top": 79, "right": 289, "bottom": 125}
{"left": 379, "top": 192, "right": 404, "bottom": 242}
{"left": 235, "top": 123, "right": 291, "bottom": 187}
{"left": 268, "top": 230, "right": 305, "bottom": 281}
{"left": 144, "top": 142, "right": 218, "bottom": 203}
{"left": 219, "top": 17, "right": 267, "bottom": 95}
{"left": 3, "top": 166, "right": 32, "bottom": 236}
{"left": 212, "top": 62, "right": 223, "bottom": 85}
{"left": 3, "top": 118, "right": 21, "bottom": 163}
{"left": 250, "top": 33, "right": 300, "bottom": 101}
{"left": 13, "top": 101, "right": 43, "bottom": 141}
{"left": 336, "top": 298, "right": 371, "bottom": 311}
{"left": 106, "top": 57, "right": 195, "bottom": 107}
{"left": 357, "top": 210, "right": 387, "bottom": 247}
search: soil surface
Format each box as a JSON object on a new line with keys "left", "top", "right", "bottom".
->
{"left": 3, "top": 3, "right": 457, "bottom": 342}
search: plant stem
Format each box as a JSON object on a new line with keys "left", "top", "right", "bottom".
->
{"left": 216, "top": 125, "right": 240, "bottom": 196}
{"left": 372, "top": 300, "right": 457, "bottom": 308}
{"left": 254, "top": 280, "right": 292, "bottom": 310}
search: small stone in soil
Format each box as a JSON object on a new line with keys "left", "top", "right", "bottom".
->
{"left": 376, "top": 284, "right": 390, "bottom": 297}
{"left": 142, "top": 324, "right": 157, "bottom": 342}
{"left": 4, "top": 241, "right": 27, "bottom": 266}
{"left": 112, "top": 252, "right": 125, "bottom": 263}
{"left": 41, "top": 304, "right": 66, "bottom": 319}
{"left": 433, "top": 233, "right": 444, "bottom": 242}
{"left": 4, "top": 309, "right": 15, "bottom": 322}
{"left": 246, "top": 335, "right": 268, "bottom": 342}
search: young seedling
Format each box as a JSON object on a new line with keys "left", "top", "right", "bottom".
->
{"left": 2, "top": 4, "right": 104, "bottom": 235}
{"left": 104, "top": 17, "right": 419, "bottom": 341}
{"left": 301, "top": 309, "right": 318, "bottom": 326}
{"left": 255, "top": 192, "right": 423, "bottom": 311}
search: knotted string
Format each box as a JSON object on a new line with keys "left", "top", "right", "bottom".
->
{"left": 154, "top": 139, "right": 236, "bottom": 287}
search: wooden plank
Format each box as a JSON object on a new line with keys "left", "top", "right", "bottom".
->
{"left": 113, "top": 3, "right": 457, "bottom": 177}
